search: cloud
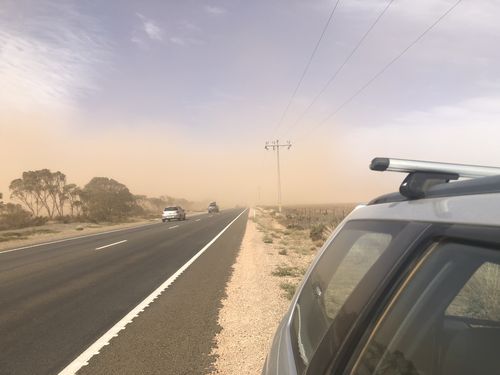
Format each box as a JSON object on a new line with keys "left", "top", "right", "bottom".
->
{"left": 169, "top": 36, "right": 204, "bottom": 47}
{"left": 204, "top": 5, "right": 227, "bottom": 15}
{"left": 0, "top": 2, "right": 109, "bottom": 113}
{"left": 136, "top": 13, "right": 163, "bottom": 41}
{"left": 340, "top": 95, "right": 500, "bottom": 169}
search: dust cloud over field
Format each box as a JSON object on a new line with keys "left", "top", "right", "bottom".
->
{"left": 0, "top": 112, "right": 393, "bottom": 207}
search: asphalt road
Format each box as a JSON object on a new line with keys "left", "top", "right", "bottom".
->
{"left": 0, "top": 209, "right": 248, "bottom": 375}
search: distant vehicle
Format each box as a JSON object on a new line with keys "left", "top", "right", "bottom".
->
{"left": 263, "top": 157, "right": 500, "bottom": 375}
{"left": 162, "top": 206, "right": 186, "bottom": 222}
{"left": 208, "top": 202, "right": 219, "bottom": 213}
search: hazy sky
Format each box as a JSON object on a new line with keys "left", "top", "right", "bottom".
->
{"left": 1, "top": 0, "right": 500, "bottom": 206}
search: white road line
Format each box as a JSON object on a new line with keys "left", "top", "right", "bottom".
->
{"left": 168, "top": 225, "right": 179, "bottom": 229}
{"left": 58, "top": 208, "right": 247, "bottom": 375}
{"left": 195, "top": 218, "right": 201, "bottom": 222}
{"left": 0, "top": 222, "right": 160, "bottom": 255}
{"left": 95, "top": 240, "right": 128, "bottom": 251}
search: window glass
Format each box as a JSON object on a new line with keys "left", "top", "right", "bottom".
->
{"left": 350, "top": 242, "right": 500, "bottom": 375}
{"left": 290, "top": 221, "right": 406, "bottom": 371}
{"left": 324, "top": 233, "right": 391, "bottom": 319}
{"left": 446, "top": 262, "right": 500, "bottom": 321}
{"left": 164, "top": 207, "right": 177, "bottom": 211}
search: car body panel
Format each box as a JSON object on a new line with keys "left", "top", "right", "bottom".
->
{"left": 263, "top": 192, "right": 500, "bottom": 375}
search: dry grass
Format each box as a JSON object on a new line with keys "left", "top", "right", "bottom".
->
{"left": 255, "top": 204, "right": 352, "bottom": 303}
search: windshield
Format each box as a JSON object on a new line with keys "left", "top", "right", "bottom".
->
{"left": 164, "top": 207, "right": 178, "bottom": 211}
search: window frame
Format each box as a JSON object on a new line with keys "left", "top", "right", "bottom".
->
{"left": 335, "top": 222, "right": 500, "bottom": 375}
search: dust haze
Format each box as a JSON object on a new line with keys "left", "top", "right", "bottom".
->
{"left": 0, "top": 111, "right": 394, "bottom": 208}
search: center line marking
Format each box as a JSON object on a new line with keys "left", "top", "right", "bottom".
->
{"left": 95, "top": 240, "right": 127, "bottom": 250}
{"left": 168, "top": 225, "right": 179, "bottom": 229}
{"left": 59, "top": 209, "right": 247, "bottom": 375}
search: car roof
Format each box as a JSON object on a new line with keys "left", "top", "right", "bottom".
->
{"left": 351, "top": 192, "right": 500, "bottom": 227}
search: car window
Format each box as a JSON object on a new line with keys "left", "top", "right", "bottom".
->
{"left": 446, "top": 262, "right": 500, "bottom": 321}
{"left": 164, "top": 207, "right": 177, "bottom": 211}
{"left": 324, "top": 233, "right": 392, "bottom": 320}
{"left": 349, "top": 241, "right": 500, "bottom": 375}
{"left": 290, "top": 220, "right": 407, "bottom": 372}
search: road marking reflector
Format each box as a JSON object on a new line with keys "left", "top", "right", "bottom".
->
{"left": 95, "top": 240, "right": 128, "bottom": 251}
{"left": 58, "top": 209, "right": 247, "bottom": 375}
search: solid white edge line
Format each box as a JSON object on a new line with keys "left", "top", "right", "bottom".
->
{"left": 58, "top": 208, "right": 248, "bottom": 375}
{"left": 0, "top": 222, "right": 160, "bottom": 255}
{"left": 95, "top": 240, "right": 128, "bottom": 251}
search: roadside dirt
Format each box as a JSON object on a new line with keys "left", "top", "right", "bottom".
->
{"left": 210, "top": 208, "right": 319, "bottom": 374}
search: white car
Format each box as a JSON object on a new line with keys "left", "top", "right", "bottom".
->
{"left": 162, "top": 206, "right": 186, "bottom": 222}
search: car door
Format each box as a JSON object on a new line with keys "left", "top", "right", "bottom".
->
{"left": 334, "top": 223, "right": 500, "bottom": 375}
{"left": 285, "top": 220, "right": 430, "bottom": 375}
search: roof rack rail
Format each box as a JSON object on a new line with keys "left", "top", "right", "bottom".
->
{"left": 370, "top": 157, "right": 500, "bottom": 200}
{"left": 370, "top": 157, "right": 500, "bottom": 178}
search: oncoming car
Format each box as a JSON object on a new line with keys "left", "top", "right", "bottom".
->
{"left": 208, "top": 202, "right": 219, "bottom": 213}
{"left": 161, "top": 206, "right": 186, "bottom": 222}
{"left": 263, "top": 157, "right": 500, "bottom": 375}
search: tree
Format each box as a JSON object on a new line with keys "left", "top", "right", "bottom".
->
{"left": 9, "top": 177, "right": 42, "bottom": 216}
{"left": 48, "top": 171, "right": 67, "bottom": 217}
{"left": 81, "top": 177, "right": 137, "bottom": 222}
{"left": 64, "top": 184, "right": 83, "bottom": 216}
{"left": 9, "top": 169, "right": 71, "bottom": 218}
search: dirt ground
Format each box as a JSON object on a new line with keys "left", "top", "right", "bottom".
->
{"left": 210, "top": 208, "right": 320, "bottom": 374}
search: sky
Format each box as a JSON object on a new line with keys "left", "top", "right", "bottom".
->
{"left": 1, "top": 0, "right": 500, "bottom": 206}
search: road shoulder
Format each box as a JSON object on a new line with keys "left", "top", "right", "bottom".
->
{"left": 210, "top": 211, "right": 290, "bottom": 375}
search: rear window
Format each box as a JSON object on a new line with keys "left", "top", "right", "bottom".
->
{"left": 291, "top": 220, "right": 408, "bottom": 372}
{"left": 164, "top": 207, "right": 177, "bottom": 211}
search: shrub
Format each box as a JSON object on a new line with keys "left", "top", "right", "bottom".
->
{"left": 310, "top": 224, "right": 326, "bottom": 242}
{"left": 263, "top": 234, "right": 273, "bottom": 243}
{"left": 280, "top": 282, "right": 297, "bottom": 300}
{"left": 0, "top": 203, "right": 47, "bottom": 230}
{"left": 272, "top": 265, "right": 301, "bottom": 277}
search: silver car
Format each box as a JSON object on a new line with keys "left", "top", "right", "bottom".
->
{"left": 263, "top": 157, "right": 500, "bottom": 375}
{"left": 161, "top": 206, "right": 186, "bottom": 222}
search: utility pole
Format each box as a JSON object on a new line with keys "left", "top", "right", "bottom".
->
{"left": 265, "top": 140, "right": 291, "bottom": 213}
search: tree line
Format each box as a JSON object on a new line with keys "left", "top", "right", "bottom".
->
{"left": 1, "top": 169, "right": 202, "bottom": 230}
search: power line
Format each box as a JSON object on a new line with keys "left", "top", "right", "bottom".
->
{"left": 284, "top": 0, "right": 395, "bottom": 136}
{"left": 301, "top": 0, "right": 463, "bottom": 140}
{"left": 271, "top": 0, "right": 341, "bottom": 136}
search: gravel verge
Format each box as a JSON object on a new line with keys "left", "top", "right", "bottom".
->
{"left": 210, "top": 208, "right": 314, "bottom": 374}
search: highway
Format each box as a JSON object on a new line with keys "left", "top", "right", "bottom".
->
{"left": 0, "top": 208, "right": 248, "bottom": 375}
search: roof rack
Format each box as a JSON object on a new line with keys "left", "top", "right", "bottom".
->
{"left": 369, "top": 157, "right": 500, "bottom": 201}
{"left": 370, "top": 157, "right": 500, "bottom": 178}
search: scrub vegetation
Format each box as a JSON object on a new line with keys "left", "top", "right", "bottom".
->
{"left": 256, "top": 204, "right": 354, "bottom": 300}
